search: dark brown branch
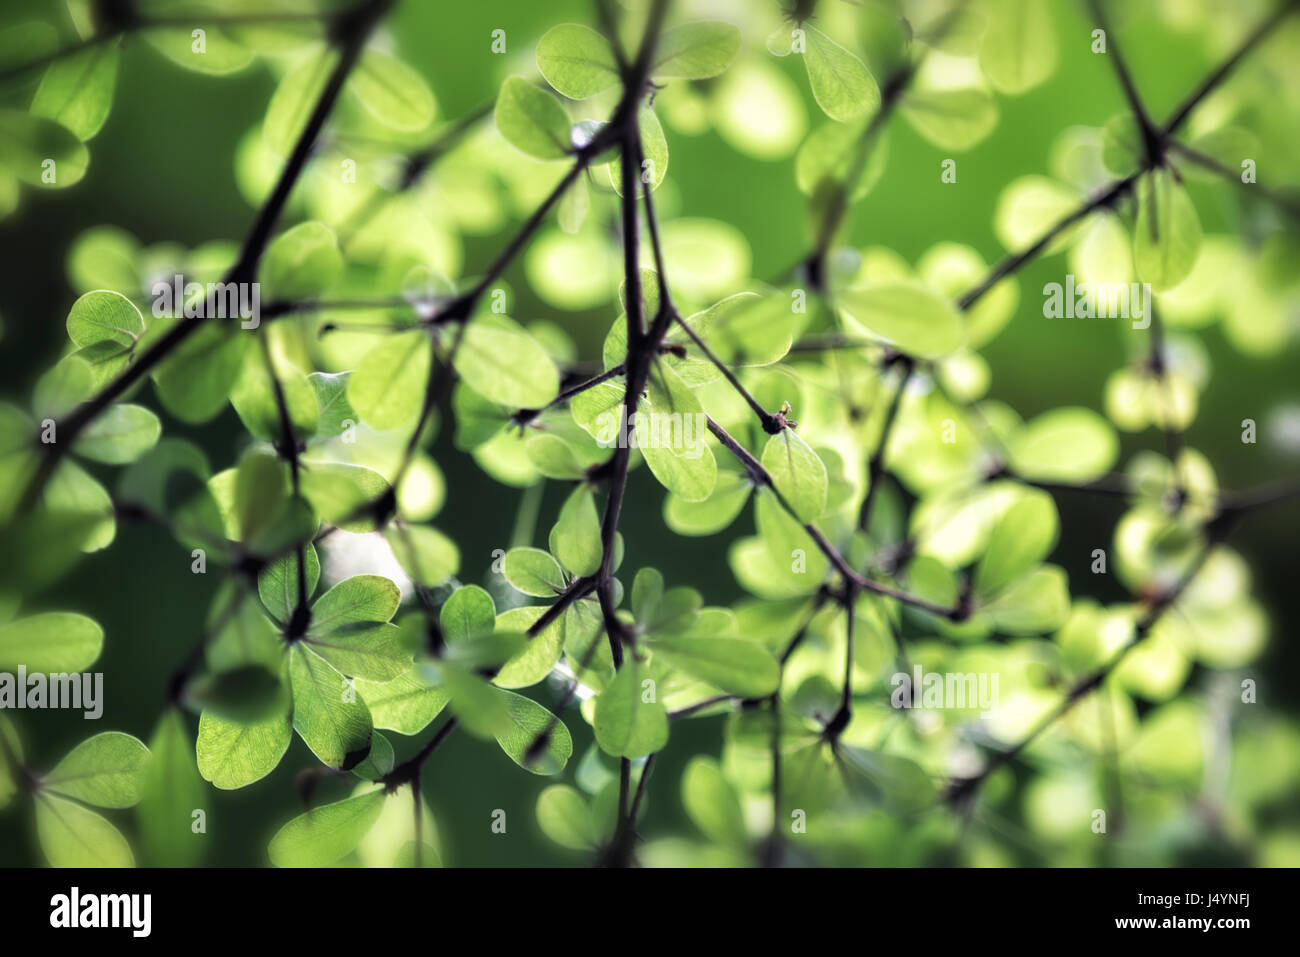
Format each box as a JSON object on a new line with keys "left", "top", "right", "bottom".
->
{"left": 1086, "top": 0, "right": 1162, "bottom": 165}
{"left": 704, "top": 416, "right": 964, "bottom": 619}
{"left": 947, "top": 525, "right": 1227, "bottom": 805}
{"left": 1167, "top": 140, "right": 1300, "bottom": 219}
{"left": 857, "top": 358, "right": 912, "bottom": 530}
{"left": 382, "top": 716, "right": 458, "bottom": 788}
{"left": 668, "top": 309, "right": 782, "bottom": 434}
{"left": 957, "top": 173, "right": 1139, "bottom": 311}
{"left": 1161, "top": 0, "right": 1299, "bottom": 137}
{"left": 17, "top": 0, "right": 393, "bottom": 513}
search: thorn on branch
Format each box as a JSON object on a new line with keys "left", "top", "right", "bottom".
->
{"left": 763, "top": 408, "right": 791, "bottom": 435}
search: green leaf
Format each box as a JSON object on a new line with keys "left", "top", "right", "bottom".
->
{"left": 491, "top": 608, "right": 564, "bottom": 689}
{"left": 571, "top": 381, "right": 627, "bottom": 440}
{"left": 639, "top": 364, "right": 717, "bottom": 501}
{"left": 385, "top": 524, "right": 459, "bottom": 587}
{"left": 682, "top": 756, "right": 748, "bottom": 848}
{"left": 0, "top": 717, "right": 21, "bottom": 810}
{"left": 142, "top": 27, "right": 253, "bottom": 76}
{"left": 247, "top": 493, "right": 317, "bottom": 559}
{"left": 752, "top": 487, "right": 828, "bottom": 591}
{"left": 441, "top": 585, "right": 496, "bottom": 643}
{"left": 348, "top": 330, "right": 432, "bottom": 430}
{"left": 840, "top": 746, "right": 937, "bottom": 811}
{"left": 453, "top": 381, "right": 513, "bottom": 450}
{"left": 802, "top": 26, "right": 879, "bottom": 122}
{"left": 260, "top": 221, "right": 342, "bottom": 300}
{"left": 42, "top": 459, "right": 116, "bottom": 553}
{"left": 0, "top": 109, "right": 88, "bottom": 187}
{"left": 72, "top": 403, "right": 160, "bottom": 464}
{"left": 36, "top": 793, "right": 133, "bottom": 867}
{"left": 258, "top": 545, "right": 320, "bottom": 624}
{"left": 307, "top": 372, "right": 356, "bottom": 439}
{"left": 43, "top": 731, "right": 149, "bottom": 808}
{"left": 838, "top": 281, "right": 964, "bottom": 359}
{"left": 0, "top": 612, "right": 102, "bottom": 672}
{"left": 631, "top": 567, "right": 664, "bottom": 622}
{"left": 185, "top": 665, "right": 286, "bottom": 723}
{"left": 351, "top": 731, "right": 395, "bottom": 781}
{"left": 229, "top": 350, "right": 319, "bottom": 443}
{"left": 354, "top": 670, "right": 449, "bottom": 735}
{"left": 1133, "top": 167, "right": 1202, "bottom": 291}
{"left": 453, "top": 318, "right": 560, "bottom": 410}
{"left": 205, "top": 583, "right": 282, "bottom": 673}
{"left": 594, "top": 660, "right": 668, "bottom": 758}
{"left": 653, "top": 21, "right": 741, "bottom": 79}
{"left": 650, "top": 634, "right": 779, "bottom": 698}
{"left": 631, "top": 568, "right": 701, "bottom": 634}
{"left": 137, "top": 710, "right": 205, "bottom": 867}
{"left": 761, "top": 429, "right": 828, "bottom": 524}
{"left": 31, "top": 44, "right": 119, "bottom": 140}
{"left": 307, "top": 623, "right": 411, "bottom": 682}
{"left": 263, "top": 47, "right": 337, "bottom": 156}
{"left": 530, "top": 410, "right": 610, "bottom": 482}
{"left": 299, "top": 461, "right": 390, "bottom": 532}
{"left": 196, "top": 707, "right": 292, "bottom": 790}
{"left": 503, "top": 547, "right": 567, "bottom": 597}
{"left": 607, "top": 106, "right": 669, "bottom": 196}
{"left": 289, "top": 644, "right": 373, "bottom": 770}
{"left": 1101, "top": 114, "right": 1143, "bottom": 179}
{"left": 536, "top": 24, "right": 619, "bottom": 99}
{"left": 152, "top": 321, "right": 247, "bottom": 424}
{"left": 351, "top": 51, "right": 436, "bottom": 131}
{"left": 975, "top": 489, "right": 1059, "bottom": 597}
{"left": 796, "top": 120, "right": 888, "bottom": 201}
{"left": 551, "top": 484, "right": 601, "bottom": 577}
{"left": 1009, "top": 407, "right": 1119, "bottom": 483}
{"left": 982, "top": 565, "right": 1071, "bottom": 635}
{"left": 494, "top": 689, "right": 573, "bottom": 775}
{"left": 558, "top": 173, "right": 589, "bottom": 232}
{"left": 901, "top": 85, "right": 998, "bottom": 151}
{"left": 441, "top": 663, "right": 513, "bottom": 737}
{"left": 664, "top": 469, "right": 752, "bottom": 536}
{"left": 672, "top": 292, "right": 797, "bottom": 370}
{"left": 66, "top": 289, "right": 142, "bottom": 349}
{"left": 355, "top": 785, "right": 441, "bottom": 865}
{"left": 268, "top": 787, "right": 386, "bottom": 867}
{"left": 309, "top": 575, "right": 400, "bottom": 633}
{"left": 980, "top": 0, "right": 1058, "bottom": 95}
{"left": 0, "top": 22, "right": 57, "bottom": 76}
{"left": 537, "top": 784, "right": 597, "bottom": 849}
{"left": 495, "top": 76, "right": 571, "bottom": 160}
{"left": 34, "top": 355, "right": 94, "bottom": 420}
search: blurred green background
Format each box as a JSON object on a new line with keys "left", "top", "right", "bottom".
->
{"left": 0, "top": 0, "right": 1297, "bottom": 865}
